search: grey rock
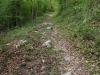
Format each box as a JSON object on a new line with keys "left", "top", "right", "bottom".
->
{"left": 64, "top": 56, "right": 70, "bottom": 61}
{"left": 64, "top": 72, "right": 72, "bottom": 75}
{"left": 42, "top": 40, "right": 51, "bottom": 47}
{"left": 43, "top": 22, "right": 53, "bottom": 25}
{"left": 46, "top": 27, "right": 52, "bottom": 30}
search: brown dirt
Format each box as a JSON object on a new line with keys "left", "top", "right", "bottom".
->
{"left": 0, "top": 14, "right": 91, "bottom": 75}
{"left": 51, "top": 25, "right": 91, "bottom": 75}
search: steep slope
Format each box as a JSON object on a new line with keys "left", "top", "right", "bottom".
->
{"left": 53, "top": 0, "right": 100, "bottom": 74}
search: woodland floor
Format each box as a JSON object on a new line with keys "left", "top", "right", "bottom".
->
{"left": 0, "top": 14, "right": 91, "bottom": 75}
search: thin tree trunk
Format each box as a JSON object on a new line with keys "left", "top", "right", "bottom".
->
{"left": 31, "top": 0, "right": 34, "bottom": 23}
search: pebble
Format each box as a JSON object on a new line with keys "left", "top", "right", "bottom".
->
{"left": 42, "top": 40, "right": 51, "bottom": 47}
{"left": 64, "top": 72, "right": 72, "bottom": 75}
{"left": 46, "top": 27, "right": 52, "bottom": 30}
{"left": 35, "top": 31, "right": 38, "bottom": 32}
{"left": 14, "top": 44, "right": 20, "bottom": 49}
{"left": 6, "top": 43, "right": 11, "bottom": 46}
{"left": 64, "top": 56, "right": 70, "bottom": 61}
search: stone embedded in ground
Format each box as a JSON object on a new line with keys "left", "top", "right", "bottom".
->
{"left": 42, "top": 59, "right": 45, "bottom": 63}
{"left": 20, "top": 40, "right": 27, "bottom": 44}
{"left": 13, "top": 40, "right": 27, "bottom": 48}
{"left": 46, "top": 27, "right": 52, "bottom": 30}
{"left": 14, "top": 44, "right": 20, "bottom": 49}
{"left": 64, "top": 56, "right": 70, "bottom": 61}
{"left": 35, "top": 31, "right": 38, "bottom": 32}
{"left": 6, "top": 43, "right": 11, "bottom": 46}
{"left": 64, "top": 72, "right": 72, "bottom": 75}
{"left": 43, "top": 22, "right": 53, "bottom": 25}
{"left": 42, "top": 40, "right": 51, "bottom": 47}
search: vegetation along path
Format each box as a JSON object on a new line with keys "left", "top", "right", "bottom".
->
{"left": 0, "top": 13, "right": 92, "bottom": 75}
{"left": 1, "top": 0, "right": 100, "bottom": 75}
{"left": 47, "top": 14, "right": 91, "bottom": 75}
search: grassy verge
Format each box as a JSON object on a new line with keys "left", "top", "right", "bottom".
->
{"left": 54, "top": 0, "right": 100, "bottom": 74}
{"left": 52, "top": 8, "right": 100, "bottom": 74}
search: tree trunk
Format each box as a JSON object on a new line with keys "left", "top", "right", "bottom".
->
{"left": 31, "top": 0, "right": 34, "bottom": 21}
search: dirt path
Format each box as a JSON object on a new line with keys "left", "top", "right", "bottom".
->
{"left": 44, "top": 14, "right": 91, "bottom": 75}
{"left": 0, "top": 14, "right": 91, "bottom": 75}
{"left": 51, "top": 26, "right": 90, "bottom": 75}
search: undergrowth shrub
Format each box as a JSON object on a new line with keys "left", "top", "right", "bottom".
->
{"left": 55, "top": 1, "right": 100, "bottom": 73}
{"left": 78, "top": 24, "right": 95, "bottom": 41}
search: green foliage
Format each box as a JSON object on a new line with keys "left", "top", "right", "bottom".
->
{"left": 55, "top": 0, "right": 100, "bottom": 74}
{"left": 0, "top": 0, "right": 55, "bottom": 32}
{"left": 56, "top": 0, "right": 100, "bottom": 56}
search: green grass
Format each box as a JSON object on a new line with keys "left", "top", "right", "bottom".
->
{"left": 0, "top": 15, "right": 47, "bottom": 44}
{"left": 0, "top": 13, "right": 64, "bottom": 75}
{"left": 53, "top": 16, "right": 100, "bottom": 74}
{"left": 52, "top": 1, "right": 100, "bottom": 74}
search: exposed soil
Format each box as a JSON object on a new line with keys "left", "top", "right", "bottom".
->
{"left": 51, "top": 25, "right": 91, "bottom": 75}
{"left": 0, "top": 14, "right": 91, "bottom": 75}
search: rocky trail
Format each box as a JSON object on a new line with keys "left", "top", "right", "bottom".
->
{"left": 51, "top": 25, "right": 90, "bottom": 75}
{"left": 0, "top": 14, "right": 91, "bottom": 75}
{"left": 41, "top": 14, "right": 91, "bottom": 75}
